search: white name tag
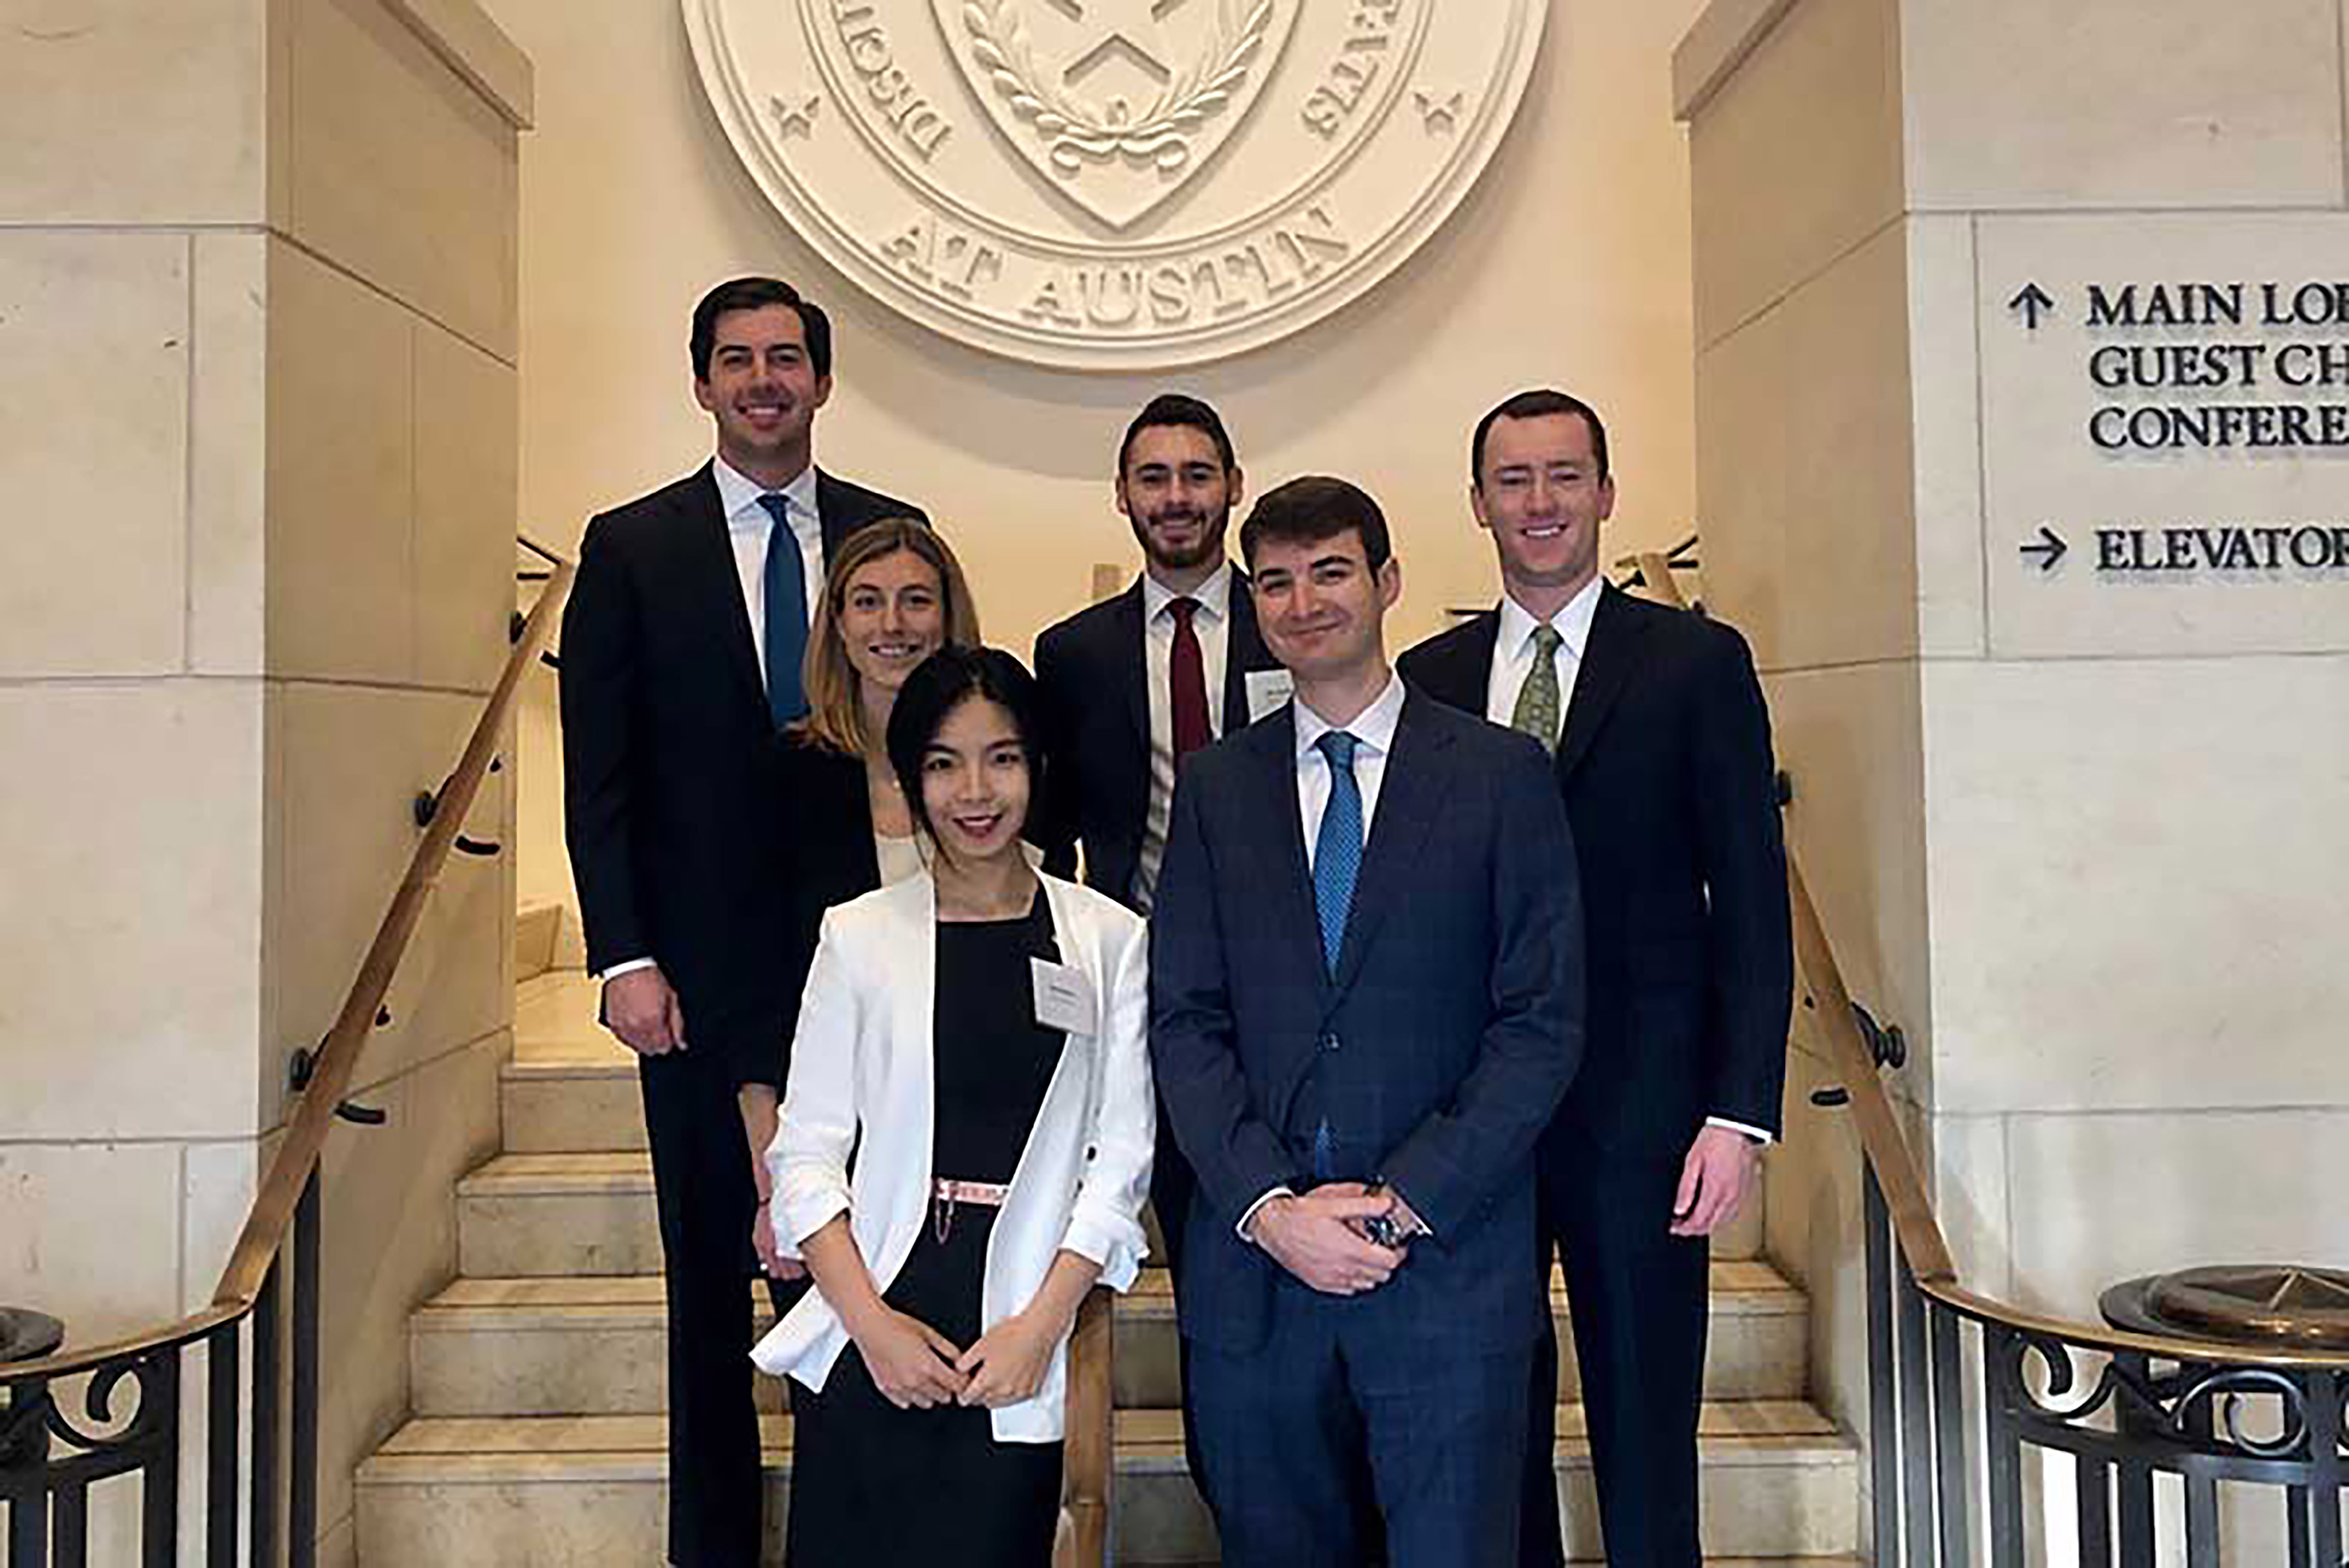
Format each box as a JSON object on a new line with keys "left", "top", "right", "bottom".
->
{"left": 1031, "top": 957, "right": 1095, "bottom": 1035}
{"left": 1244, "top": 668, "right": 1295, "bottom": 722}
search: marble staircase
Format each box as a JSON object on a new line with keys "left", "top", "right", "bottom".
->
{"left": 353, "top": 969, "right": 1862, "bottom": 1564}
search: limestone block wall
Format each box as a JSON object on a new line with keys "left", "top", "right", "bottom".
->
{"left": 1681, "top": 0, "right": 2349, "bottom": 1551}
{"left": 0, "top": 2, "right": 530, "bottom": 1561}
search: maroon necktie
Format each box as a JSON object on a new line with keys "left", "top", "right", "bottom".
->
{"left": 1168, "top": 597, "right": 1211, "bottom": 761}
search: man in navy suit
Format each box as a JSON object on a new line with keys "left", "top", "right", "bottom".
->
{"left": 1033, "top": 393, "right": 1285, "bottom": 1281}
{"left": 1151, "top": 475, "right": 1584, "bottom": 1566}
{"left": 1398, "top": 390, "right": 1791, "bottom": 1567}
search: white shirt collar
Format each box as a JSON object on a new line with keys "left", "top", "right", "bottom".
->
{"left": 1292, "top": 670, "right": 1406, "bottom": 766}
{"left": 714, "top": 454, "right": 818, "bottom": 529}
{"left": 1498, "top": 573, "right": 1604, "bottom": 663}
{"left": 1140, "top": 560, "right": 1234, "bottom": 624}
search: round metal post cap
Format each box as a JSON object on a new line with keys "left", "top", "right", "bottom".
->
{"left": 2101, "top": 1264, "right": 2349, "bottom": 1351}
{"left": 0, "top": 1308, "right": 65, "bottom": 1364}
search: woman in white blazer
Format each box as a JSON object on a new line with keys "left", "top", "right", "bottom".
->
{"left": 752, "top": 646, "right": 1155, "bottom": 1567}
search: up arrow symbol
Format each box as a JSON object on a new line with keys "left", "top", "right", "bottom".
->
{"left": 2009, "top": 283, "right": 2056, "bottom": 330}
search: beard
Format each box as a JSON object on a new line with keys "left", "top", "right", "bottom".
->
{"left": 1132, "top": 505, "right": 1229, "bottom": 573}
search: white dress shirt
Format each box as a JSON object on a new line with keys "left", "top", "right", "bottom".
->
{"left": 600, "top": 459, "right": 825, "bottom": 985}
{"left": 1132, "top": 562, "right": 1236, "bottom": 910}
{"left": 1482, "top": 574, "right": 1603, "bottom": 744}
{"left": 1486, "top": 580, "right": 1771, "bottom": 1148}
{"left": 713, "top": 455, "right": 824, "bottom": 683}
{"left": 1234, "top": 671, "right": 1408, "bottom": 1240}
{"left": 1291, "top": 670, "right": 1406, "bottom": 869}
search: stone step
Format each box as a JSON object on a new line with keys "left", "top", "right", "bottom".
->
{"left": 459, "top": 1136, "right": 1766, "bottom": 1278}
{"left": 355, "top": 1403, "right": 1858, "bottom": 1565}
{"left": 410, "top": 1260, "right": 1808, "bottom": 1417}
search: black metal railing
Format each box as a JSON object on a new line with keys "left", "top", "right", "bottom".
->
{"left": 0, "top": 537, "right": 574, "bottom": 1567}
{"left": 1629, "top": 555, "right": 2349, "bottom": 1568}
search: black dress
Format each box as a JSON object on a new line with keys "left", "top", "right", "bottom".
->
{"left": 785, "top": 891, "right": 1070, "bottom": 1567}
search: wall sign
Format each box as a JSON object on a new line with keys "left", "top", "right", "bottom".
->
{"left": 683, "top": 0, "right": 1547, "bottom": 370}
{"left": 1977, "top": 217, "right": 2349, "bottom": 657}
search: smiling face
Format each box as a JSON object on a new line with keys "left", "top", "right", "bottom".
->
{"left": 1472, "top": 410, "right": 1615, "bottom": 603}
{"left": 919, "top": 695, "right": 1032, "bottom": 870}
{"left": 836, "top": 548, "right": 946, "bottom": 699}
{"left": 693, "top": 303, "right": 831, "bottom": 479}
{"left": 1249, "top": 526, "right": 1400, "bottom": 691}
{"left": 1117, "top": 423, "right": 1240, "bottom": 578}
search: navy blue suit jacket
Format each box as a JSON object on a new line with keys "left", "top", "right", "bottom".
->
{"left": 1148, "top": 689, "right": 1584, "bottom": 1354}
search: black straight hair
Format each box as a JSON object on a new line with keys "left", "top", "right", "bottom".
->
{"left": 690, "top": 276, "right": 834, "bottom": 381}
{"left": 885, "top": 646, "right": 1050, "bottom": 843}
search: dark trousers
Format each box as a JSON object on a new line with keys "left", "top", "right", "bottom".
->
{"left": 1521, "top": 1149, "right": 1709, "bottom": 1568}
{"left": 640, "top": 1042, "right": 783, "bottom": 1568}
{"left": 1190, "top": 1282, "right": 1530, "bottom": 1568}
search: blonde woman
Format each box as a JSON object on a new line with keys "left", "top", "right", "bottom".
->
{"left": 740, "top": 519, "right": 982, "bottom": 1280}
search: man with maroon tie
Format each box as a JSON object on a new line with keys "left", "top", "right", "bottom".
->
{"left": 1034, "top": 393, "right": 1287, "bottom": 1274}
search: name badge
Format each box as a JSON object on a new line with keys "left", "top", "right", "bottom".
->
{"left": 1244, "top": 668, "right": 1295, "bottom": 723}
{"left": 1031, "top": 958, "right": 1095, "bottom": 1035}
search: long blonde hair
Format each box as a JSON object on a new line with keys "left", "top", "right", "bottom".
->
{"left": 796, "top": 519, "right": 982, "bottom": 756}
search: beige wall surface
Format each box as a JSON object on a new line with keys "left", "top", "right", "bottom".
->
{"left": 0, "top": 2, "right": 526, "bottom": 1561}
{"left": 1686, "top": 0, "right": 2349, "bottom": 1547}
{"left": 473, "top": 0, "right": 1722, "bottom": 923}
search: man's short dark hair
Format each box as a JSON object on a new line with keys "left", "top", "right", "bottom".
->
{"left": 1470, "top": 389, "right": 1610, "bottom": 486}
{"left": 1117, "top": 393, "right": 1238, "bottom": 476}
{"left": 1238, "top": 476, "right": 1392, "bottom": 573}
{"left": 690, "top": 277, "right": 833, "bottom": 381}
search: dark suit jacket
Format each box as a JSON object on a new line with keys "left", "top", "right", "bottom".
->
{"left": 559, "top": 462, "right": 923, "bottom": 1090}
{"left": 1148, "top": 692, "right": 1583, "bottom": 1354}
{"left": 1032, "top": 570, "right": 1279, "bottom": 908}
{"left": 1397, "top": 585, "right": 1792, "bottom": 1155}
{"left": 756, "top": 736, "right": 884, "bottom": 1090}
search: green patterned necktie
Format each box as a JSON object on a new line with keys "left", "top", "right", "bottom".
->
{"left": 1511, "top": 624, "right": 1564, "bottom": 753}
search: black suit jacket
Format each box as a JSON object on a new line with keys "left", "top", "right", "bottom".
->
{"left": 756, "top": 737, "right": 885, "bottom": 1090}
{"left": 1149, "top": 692, "right": 1583, "bottom": 1353}
{"left": 559, "top": 462, "right": 923, "bottom": 1089}
{"left": 1032, "top": 570, "right": 1279, "bottom": 909}
{"left": 1397, "top": 585, "right": 1792, "bottom": 1155}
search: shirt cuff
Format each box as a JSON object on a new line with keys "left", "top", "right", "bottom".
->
{"left": 1236, "top": 1186, "right": 1294, "bottom": 1242}
{"left": 597, "top": 957, "right": 657, "bottom": 982}
{"left": 1706, "top": 1115, "right": 1774, "bottom": 1147}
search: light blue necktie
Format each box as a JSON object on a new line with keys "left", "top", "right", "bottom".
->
{"left": 756, "top": 493, "right": 809, "bottom": 728}
{"left": 1313, "top": 730, "right": 1363, "bottom": 974}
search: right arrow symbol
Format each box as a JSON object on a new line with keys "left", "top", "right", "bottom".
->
{"left": 2010, "top": 283, "right": 2056, "bottom": 330}
{"left": 2020, "top": 525, "right": 2068, "bottom": 572}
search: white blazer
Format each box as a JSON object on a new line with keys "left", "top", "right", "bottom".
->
{"left": 749, "top": 870, "right": 1155, "bottom": 1442}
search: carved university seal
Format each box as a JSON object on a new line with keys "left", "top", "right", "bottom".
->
{"left": 685, "top": 0, "right": 1547, "bottom": 370}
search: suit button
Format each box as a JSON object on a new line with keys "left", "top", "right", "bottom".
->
{"left": 1320, "top": 1033, "right": 1339, "bottom": 1052}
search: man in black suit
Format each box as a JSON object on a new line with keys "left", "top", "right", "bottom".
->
{"left": 1397, "top": 390, "right": 1792, "bottom": 1568}
{"left": 1151, "top": 476, "right": 1583, "bottom": 1567}
{"left": 559, "top": 277, "right": 924, "bottom": 1567}
{"left": 1033, "top": 393, "right": 1283, "bottom": 1277}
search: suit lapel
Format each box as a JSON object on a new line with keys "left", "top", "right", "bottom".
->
{"left": 1221, "top": 567, "right": 1271, "bottom": 730}
{"left": 1556, "top": 584, "right": 1649, "bottom": 780}
{"left": 1415, "top": 611, "right": 1501, "bottom": 715}
{"left": 1330, "top": 694, "right": 1448, "bottom": 997}
{"left": 678, "top": 464, "right": 767, "bottom": 714}
{"left": 1109, "top": 580, "right": 1151, "bottom": 757}
{"left": 1245, "top": 710, "right": 1333, "bottom": 1008}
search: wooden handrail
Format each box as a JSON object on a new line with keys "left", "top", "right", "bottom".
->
{"left": 5, "top": 548, "right": 575, "bottom": 1382}
{"left": 1054, "top": 1285, "right": 1115, "bottom": 1567}
{"left": 1627, "top": 553, "right": 2330, "bottom": 1372}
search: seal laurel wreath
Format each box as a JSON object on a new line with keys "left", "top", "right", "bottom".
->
{"left": 963, "top": 0, "right": 1275, "bottom": 177}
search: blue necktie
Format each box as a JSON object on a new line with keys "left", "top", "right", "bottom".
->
{"left": 756, "top": 493, "right": 809, "bottom": 728}
{"left": 1313, "top": 730, "right": 1363, "bottom": 974}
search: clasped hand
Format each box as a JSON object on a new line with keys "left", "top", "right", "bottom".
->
{"left": 849, "top": 1305, "right": 1064, "bottom": 1412}
{"left": 1253, "top": 1182, "right": 1407, "bottom": 1296}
